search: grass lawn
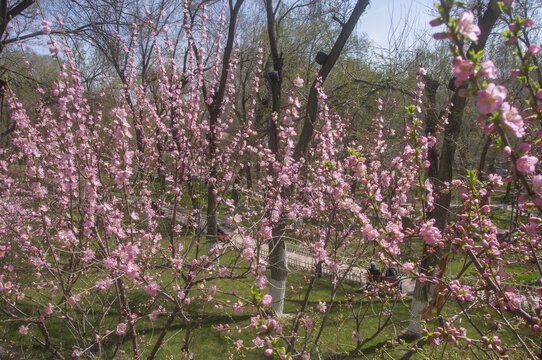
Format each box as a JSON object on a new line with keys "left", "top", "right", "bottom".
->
{"left": 2, "top": 222, "right": 540, "bottom": 359}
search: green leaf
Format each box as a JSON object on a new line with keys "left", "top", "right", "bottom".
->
{"left": 250, "top": 285, "right": 263, "bottom": 303}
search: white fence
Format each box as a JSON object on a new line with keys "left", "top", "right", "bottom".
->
{"left": 257, "top": 244, "right": 364, "bottom": 285}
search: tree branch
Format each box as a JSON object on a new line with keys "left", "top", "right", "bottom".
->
{"left": 293, "top": 0, "right": 370, "bottom": 160}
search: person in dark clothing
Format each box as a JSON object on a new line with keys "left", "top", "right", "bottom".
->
{"left": 385, "top": 267, "right": 397, "bottom": 278}
{"left": 368, "top": 262, "right": 381, "bottom": 276}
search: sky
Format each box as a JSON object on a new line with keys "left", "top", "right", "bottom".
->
{"left": 356, "top": 0, "right": 437, "bottom": 49}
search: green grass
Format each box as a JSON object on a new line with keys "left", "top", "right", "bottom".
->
{"left": 2, "top": 260, "right": 540, "bottom": 360}
{"left": 2, "top": 220, "right": 540, "bottom": 360}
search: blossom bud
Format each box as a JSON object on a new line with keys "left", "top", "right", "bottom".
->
{"left": 519, "top": 143, "right": 531, "bottom": 153}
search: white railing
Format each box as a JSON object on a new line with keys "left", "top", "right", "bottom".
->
{"left": 257, "top": 245, "right": 364, "bottom": 285}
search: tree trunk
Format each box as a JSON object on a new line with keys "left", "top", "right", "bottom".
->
{"left": 268, "top": 224, "right": 288, "bottom": 314}
{"left": 477, "top": 134, "right": 492, "bottom": 179}
{"left": 264, "top": 0, "right": 286, "bottom": 313}
{"left": 206, "top": 0, "right": 245, "bottom": 259}
{"left": 264, "top": 0, "right": 370, "bottom": 315}
{"left": 405, "top": 244, "right": 439, "bottom": 335}
{"left": 406, "top": 0, "right": 501, "bottom": 337}
{"left": 245, "top": 165, "right": 252, "bottom": 189}
{"left": 293, "top": 0, "right": 370, "bottom": 160}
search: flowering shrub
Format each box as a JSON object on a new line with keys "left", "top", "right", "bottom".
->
{"left": 0, "top": 0, "right": 540, "bottom": 359}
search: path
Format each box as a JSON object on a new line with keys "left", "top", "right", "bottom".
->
{"left": 163, "top": 206, "right": 416, "bottom": 296}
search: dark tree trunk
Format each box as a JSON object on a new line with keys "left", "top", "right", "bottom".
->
{"left": 293, "top": 0, "right": 370, "bottom": 161}
{"left": 206, "top": 0, "right": 246, "bottom": 258}
{"left": 406, "top": 0, "right": 501, "bottom": 337}
{"left": 264, "top": 0, "right": 370, "bottom": 315}
{"left": 264, "top": 0, "right": 286, "bottom": 314}
{"left": 477, "top": 134, "right": 492, "bottom": 179}
{"left": 245, "top": 165, "right": 252, "bottom": 189}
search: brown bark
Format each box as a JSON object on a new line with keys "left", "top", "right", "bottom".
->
{"left": 432, "top": 0, "right": 500, "bottom": 229}
{"left": 477, "top": 134, "right": 492, "bottom": 179}
{"left": 406, "top": 0, "right": 501, "bottom": 339}
{"left": 422, "top": 75, "right": 440, "bottom": 180}
{"left": 264, "top": 0, "right": 370, "bottom": 315}
{"left": 206, "top": 0, "right": 246, "bottom": 255}
{"left": 293, "top": 0, "right": 370, "bottom": 161}
{"left": 0, "top": 0, "right": 35, "bottom": 54}
{"left": 264, "top": 0, "right": 285, "bottom": 313}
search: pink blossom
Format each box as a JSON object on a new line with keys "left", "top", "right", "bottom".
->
{"left": 145, "top": 282, "right": 159, "bottom": 296}
{"left": 420, "top": 219, "right": 443, "bottom": 246}
{"left": 502, "top": 0, "right": 514, "bottom": 5}
{"left": 429, "top": 18, "right": 442, "bottom": 27}
{"left": 124, "top": 262, "right": 140, "bottom": 279}
{"left": 253, "top": 337, "right": 264, "bottom": 348}
{"left": 525, "top": 18, "right": 534, "bottom": 27}
{"left": 42, "top": 19, "right": 51, "bottom": 34}
{"left": 293, "top": 76, "right": 304, "bottom": 87}
{"left": 218, "top": 267, "right": 229, "bottom": 277}
{"left": 501, "top": 102, "right": 525, "bottom": 137}
{"left": 95, "top": 278, "right": 113, "bottom": 291}
{"left": 82, "top": 248, "right": 95, "bottom": 262}
{"left": 520, "top": 143, "right": 531, "bottom": 153}
{"left": 419, "top": 274, "right": 428, "bottom": 285}
{"left": 19, "top": 325, "right": 29, "bottom": 335}
{"left": 148, "top": 310, "right": 161, "bottom": 321}
{"left": 45, "top": 303, "right": 54, "bottom": 315}
{"left": 452, "top": 57, "right": 474, "bottom": 81}
{"left": 254, "top": 275, "right": 268, "bottom": 290}
{"left": 233, "top": 301, "right": 245, "bottom": 314}
{"left": 533, "top": 175, "right": 542, "bottom": 196}
{"left": 505, "top": 289, "right": 522, "bottom": 311}
{"left": 261, "top": 294, "right": 272, "bottom": 306}
{"left": 489, "top": 174, "right": 504, "bottom": 187}
{"left": 265, "top": 349, "right": 273, "bottom": 357}
{"left": 503, "top": 146, "right": 512, "bottom": 156}
{"left": 116, "top": 323, "right": 127, "bottom": 335}
{"left": 402, "top": 262, "right": 415, "bottom": 274}
{"left": 49, "top": 45, "right": 60, "bottom": 54}
{"left": 241, "top": 247, "right": 254, "bottom": 260}
{"left": 516, "top": 155, "right": 538, "bottom": 173}
{"left": 458, "top": 12, "right": 481, "bottom": 41}
{"left": 477, "top": 83, "right": 507, "bottom": 114}
{"left": 72, "top": 350, "right": 82, "bottom": 357}
{"left": 479, "top": 60, "right": 497, "bottom": 79}
{"left": 527, "top": 44, "right": 541, "bottom": 56}
{"left": 450, "top": 280, "right": 474, "bottom": 302}
{"left": 317, "top": 301, "right": 327, "bottom": 313}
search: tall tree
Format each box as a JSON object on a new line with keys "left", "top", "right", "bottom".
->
{"left": 406, "top": 0, "right": 502, "bottom": 336}
{"left": 205, "top": 0, "right": 247, "bottom": 256}
{"left": 264, "top": 0, "right": 370, "bottom": 315}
